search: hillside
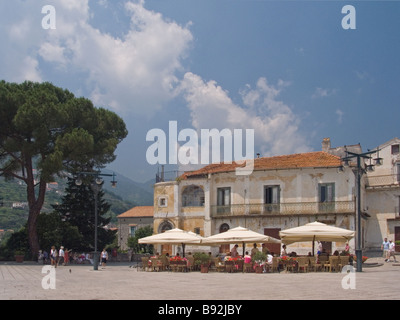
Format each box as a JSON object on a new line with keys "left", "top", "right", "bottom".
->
{"left": 0, "top": 171, "right": 154, "bottom": 232}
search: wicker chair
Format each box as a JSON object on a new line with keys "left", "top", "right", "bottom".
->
{"left": 243, "top": 262, "right": 253, "bottom": 273}
{"left": 297, "top": 257, "right": 309, "bottom": 273}
{"left": 225, "top": 261, "right": 235, "bottom": 273}
{"left": 328, "top": 256, "right": 340, "bottom": 272}
{"left": 338, "top": 255, "right": 350, "bottom": 271}
{"left": 141, "top": 257, "right": 150, "bottom": 272}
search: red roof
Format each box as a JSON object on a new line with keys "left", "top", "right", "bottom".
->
{"left": 182, "top": 151, "right": 341, "bottom": 178}
{"left": 117, "top": 206, "right": 154, "bottom": 218}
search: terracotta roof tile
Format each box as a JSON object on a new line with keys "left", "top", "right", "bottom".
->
{"left": 182, "top": 151, "right": 341, "bottom": 178}
{"left": 117, "top": 206, "right": 154, "bottom": 218}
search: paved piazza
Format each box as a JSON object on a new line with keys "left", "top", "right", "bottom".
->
{"left": 0, "top": 257, "right": 399, "bottom": 302}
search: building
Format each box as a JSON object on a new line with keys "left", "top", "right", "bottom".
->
{"left": 153, "top": 139, "right": 362, "bottom": 256}
{"left": 365, "top": 137, "right": 400, "bottom": 251}
{"left": 117, "top": 206, "right": 154, "bottom": 250}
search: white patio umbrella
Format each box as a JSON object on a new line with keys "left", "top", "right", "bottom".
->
{"left": 201, "top": 226, "right": 281, "bottom": 256}
{"left": 279, "top": 221, "right": 355, "bottom": 255}
{"left": 138, "top": 228, "right": 203, "bottom": 257}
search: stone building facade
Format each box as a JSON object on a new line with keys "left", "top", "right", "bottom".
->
{"left": 117, "top": 206, "right": 153, "bottom": 250}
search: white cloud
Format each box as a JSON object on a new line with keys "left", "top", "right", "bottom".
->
{"left": 311, "top": 87, "right": 337, "bottom": 99}
{"left": 336, "top": 109, "right": 344, "bottom": 124}
{"left": 0, "top": 0, "right": 193, "bottom": 116}
{"left": 178, "top": 72, "right": 311, "bottom": 158}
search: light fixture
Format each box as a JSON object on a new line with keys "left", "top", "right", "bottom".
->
{"left": 366, "top": 157, "right": 374, "bottom": 172}
{"left": 75, "top": 178, "right": 83, "bottom": 186}
{"left": 95, "top": 177, "right": 103, "bottom": 185}
{"left": 111, "top": 173, "right": 117, "bottom": 188}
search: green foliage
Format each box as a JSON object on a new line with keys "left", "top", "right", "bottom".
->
{"left": 252, "top": 251, "right": 267, "bottom": 263}
{"left": 52, "top": 178, "right": 116, "bottom": 252}
{"left": 128, "top": 225, "right": 154, "bottom": 254}
{"left": 0, "top": 80, "right": 128, "bottom": 256}
{"left": 194, "top": 252, "right": 210, "bottom": 265}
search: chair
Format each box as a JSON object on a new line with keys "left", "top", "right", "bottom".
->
{"left": 243, "top": 262, "right": 253, "bottom": 273}
{"left": 271, "top": 257, "right": 279, "bottom": 273}
{"left": 215, "top": 260, "right": 225, "bottom": 272}
{"left": 170, "top": 260, "right": 178, "bottom": 272}
{"left": 236, "top": 260, "right": 244, "bottom": 272}
{"left": 318, "top": 255, "right": 329, "bottom": 271}
{"left": 151, "top": 258, "right": 163, "bottom": 272}
{"left": 225, "top": 261, "right": 235, "bottom": 273}
{"left": 338, "top": 255, "right": 350, "bottom": 271}
{"left": 297, "top": 257, "right": 309, "bottom": 273}
{"left": 328, "top": 256, "right": 340, "bottom": 272}
{"left": 307, "top": 256, "right": 319, "bottom": 272}
{"left": 141, "top": 257, "right": 149, "bottom": 272}
{"left": 160, "top": 255, "right": 170, "bottom": 271}
{"left": 187, "top": 257, "right": 195, "bottom": 272}
{"left": 176, "top": 260, "right": 187, "bottom": 272}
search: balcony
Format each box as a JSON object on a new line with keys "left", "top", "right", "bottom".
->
{"left": 210, "top": 201, "right": 355, "bottom": 218}
{"left": 365, "top": 174, "right": 400, "bottom": 189}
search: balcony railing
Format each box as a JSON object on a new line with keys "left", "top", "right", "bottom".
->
{"left": 366, "top": 174, "right": 400, "bottom": 188}
{"left": 210, "top": 201, "right": 355, "bottom": 218}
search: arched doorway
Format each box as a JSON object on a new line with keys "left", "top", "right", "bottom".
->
{"left": 158, "top": 220, "right": 174, "bottom": 255}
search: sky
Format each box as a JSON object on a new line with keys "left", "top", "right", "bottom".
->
{"left": 1, "top": 0, "right": 399, "bottom": 182}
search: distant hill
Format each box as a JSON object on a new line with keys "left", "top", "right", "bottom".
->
{"left": 0, "top": 171, "right": 154, "bottom": 232}
{"left": 101, "top": 169, "right": 154, "bottom": 206}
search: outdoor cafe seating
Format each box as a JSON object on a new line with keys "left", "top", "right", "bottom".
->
{"left": 138, "top": 252, "right": 352, "bottom": 274}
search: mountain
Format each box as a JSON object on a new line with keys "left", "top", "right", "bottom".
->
{"left": 101, "top": 169, "right": 154, "bottom": 206}
{"left": 0, "top": 171, "right": 154, "bottom": 232}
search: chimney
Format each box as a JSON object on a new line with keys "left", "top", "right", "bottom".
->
{"left": 322, "top": 138, "right": 331, "bottom": 152}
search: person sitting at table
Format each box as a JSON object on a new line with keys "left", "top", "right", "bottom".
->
{"left": 333, "top": 250, "right": 339, "bottom": 256}
{"left": 231, "top": 244, "right": 239, "bottom": 257}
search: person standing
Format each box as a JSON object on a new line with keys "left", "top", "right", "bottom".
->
{"left": 100, "top": 248, "right": 108, "bottom": 268}
{"left": 50, "top": 246, "right": 58, "bottom": 267}
{"left": 58, "top": 246, "right": 65, "bottom": 266}
{"left": 251, "top": 243, "right": 259, "bottom": 258}
{"left": 381, "top": 237, "right": 390, "bottom": 261}
{"left": 230, "top": 244, "right": 239, "bottom": 257}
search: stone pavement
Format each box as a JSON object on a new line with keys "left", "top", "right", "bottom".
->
{"left": 0, "top": 257, "right": 399, "bottom": 301}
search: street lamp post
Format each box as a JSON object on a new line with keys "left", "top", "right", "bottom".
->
{"left": 75, "top": 171, "right": 117, "bottom": 271}
{"left": 341, "top": 149, "right": 382, "bottom": 272}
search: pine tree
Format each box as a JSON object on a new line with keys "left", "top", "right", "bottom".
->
{"left": 52, "top": 177, "right": 116, "bottom": 252}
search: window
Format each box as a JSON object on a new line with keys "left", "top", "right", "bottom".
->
{"left": 264, "top": 185, "right": 280, "bottom": 213}
{"left": 264, "top": 185, "right": 280, "bottom": 204}
{"left": 392, "top": 144, "right": 399, "bottom": 155}
{"left": 182, "top": 185, "right": 205, "bottom": 207}
{"left": 397, "top": 163, "right": 400, "bottom": 182}
{"left": 217, "top": 187, "right": 231, "bottom": 205}
{"left": 158, "top": 197, "right": 167, "bottom": 207}
{"left": 318, "top": 183, "right": 335, "bottom": 212}
{"left": 194, "top": 227, "right": 200, "bottom": 235}
{"left": 217, "top": 187, "right": 231, "bottom": 214}
{"left": 130, "top": 226, "right": 137, "bottom": 237}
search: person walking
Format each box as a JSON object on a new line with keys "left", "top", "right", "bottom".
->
{"left": 387, "top": 240, "right": 397, "bottom": 263}
{"left": 381, "top": 237, "right": 390, "bottom": 261}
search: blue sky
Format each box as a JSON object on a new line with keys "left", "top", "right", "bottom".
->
{"left": 1, "top": 0, "right": 399, "bottom": 182}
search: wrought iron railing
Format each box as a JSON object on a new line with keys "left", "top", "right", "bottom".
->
{"left": 210, "top": 201, "right": 355, "bottom": 217}
{"left": 366, "top": 174, "right": 400, "bottom": 188}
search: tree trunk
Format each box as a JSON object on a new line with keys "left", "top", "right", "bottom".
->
{"left": 25, "top": 159, "right": 47, "bottom": 259}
